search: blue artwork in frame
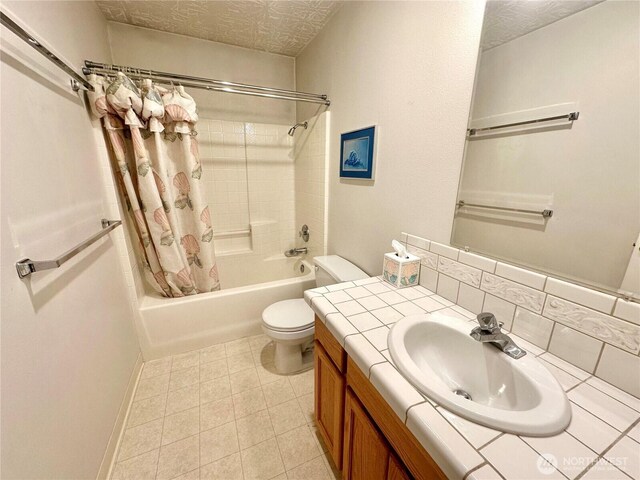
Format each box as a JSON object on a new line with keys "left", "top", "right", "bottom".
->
{"left": 340, "top": 126, "right": 375, "bottom": 180}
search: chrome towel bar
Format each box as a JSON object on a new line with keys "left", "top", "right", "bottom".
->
{"left": 456, "top": 201, "right": 553, "bottom": 218}
{"left": 467, "top": 112, "right": 579, "bottom": 136}
{"left": 0, "top": 11, "right": 94, "bottom": 92}
{"left": 16, "top": 219, "right": 121, "bottom": 279}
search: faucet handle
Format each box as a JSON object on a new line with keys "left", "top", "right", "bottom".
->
{"left": 476, "top": 312, "right": 499, "bottom": 332}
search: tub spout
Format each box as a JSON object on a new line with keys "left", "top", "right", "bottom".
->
{"left": 285, "top": 247, "right": 308, "bottom": 257}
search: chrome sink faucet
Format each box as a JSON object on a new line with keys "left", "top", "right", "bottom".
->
{"left": 470, "top": 312, "right": 526, "bottom": 359}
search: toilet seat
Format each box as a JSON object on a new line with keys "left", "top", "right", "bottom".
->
{"left": 262, "top": 298, "right": 314, "bottom": 332}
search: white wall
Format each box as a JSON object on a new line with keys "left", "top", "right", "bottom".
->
{"left": 107, "top": 22, "right": 296, "bottom": 125}
{"left": 0, "top": 1, "right": 141, "bottom": 478}
{"left": 453, "top": 0, "right": 640, "bottom": 292}
{"left": 296, "top": 1, "right": 485, "bottom": 274}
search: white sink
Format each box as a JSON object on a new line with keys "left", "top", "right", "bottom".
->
{"left": 388, "top": 313, "right": 571, "bottom": 436}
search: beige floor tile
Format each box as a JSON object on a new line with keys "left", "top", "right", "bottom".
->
{"left": 272, "top": 474, "right": 287, "bottom": 480}
{"left": 236, "top": 409, "right": 276, "bottom": 449}
{"left": 321, "top": 452, "right": 341, "bottom": 480}
{"left": 169, "top": 366, "right": 199, "bottom": 392}
{"left": 111, "top": 449, "right": 159, "bottom": 480}
{"left": 276, "top": 425, "right": 321, "bottom": 471}
{"left": 141, "top": 358, "right": 172, "bottom": 380}
{"left": 135, "top": 374, "right": 170, "bottom": 401}
{"left": 240, "top": 438, "right": 285, "bottom": 480}
{"left": 200, "top": 397, "right": 235, "bottom": 431}
{"left": 232, "top": 387, "right": 267, "bottom": 419}
{"left": 118, "top": 418, "right": 163, "bottom": 461}
{"left": 309, "top": 425, "right": 329, "bottom": 453}
{"left": 230, "top": 367, "right": 261, "bottom": 394}
{"left": 200, "top": 452, "right": 243, "bottom": 480}
{"left": 162, "top": 407, "right": 200, "bottom": 446}
{"left": 200, "top": 358, "right": 228, "bottom": 383}
{"left": 166, "top": 383, "right": 199, "bottom": 416}
{"left": 268, "top": 399, "right": 307, "bottom": 435}
{"left": 286, "top": 455, "right": 330, "bottom": 480}
{"left": 127, "top": 394, "right": 166, "bottom": 428}
{"left": 225, "top": 337, "right": 251, "bottom": 356}
{"left": 252, "top": 343, "right": 275, "bottom": 365}
{"left": 200, "top": 421, "right": 239, "bottom": 465}
{"left": 227, "top": 351, "right": 256, "bottom": 374}
{"left": 200, "top": 376, "right": 231, "bottom": 404}
{"left": 255, "top": 362, "right": 283, "bottom": 386}
{"left": 297, "top": 393, "right": 315, "bottom": 424}
{"left": 262, "top": 378, "right": 296, "bottom": 407}
{"left": 288, "top": 370, "right": 314, "bottom": 397}
{"left": 172, "top": 468, "right": 199, "bottom": 480}
{"left": 156, "top": 434, "right": 199, "bottom": 480}
{"left": 249, "top": 334, "right": 271, "bottom": 352}
{"left": 172, "top": 351, "right": 200, "bottom": 371}
{"left": 200, "top": 343, "right": 226, "bottom": 364}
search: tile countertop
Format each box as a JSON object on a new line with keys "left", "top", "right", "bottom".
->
{"left": 304, "top": 277, "right": 640, "bottom": 480}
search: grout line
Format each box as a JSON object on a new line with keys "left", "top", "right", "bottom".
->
{"left": 592, "top": 342, "right": 606, "bottom": 376}
{"left": 545, "top": 321, "right": 557, "bottom": 352}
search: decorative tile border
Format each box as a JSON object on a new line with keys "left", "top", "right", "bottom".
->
{"left": 543, "top": 296, "right": 640, "bottom": 354}
{"left": 481, "top": 272, "right": 545, "bottom": 314}
{"left": 437, "top": 257, "right": 481, "bottom": 287}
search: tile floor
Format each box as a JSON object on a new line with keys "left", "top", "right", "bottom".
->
{"left": 111, "top": 335, "right": 340, "bottom": 480}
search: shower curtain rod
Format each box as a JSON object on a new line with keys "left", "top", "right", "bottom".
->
{"left": 83, "top": 60, "right": 331, "bottom": 106}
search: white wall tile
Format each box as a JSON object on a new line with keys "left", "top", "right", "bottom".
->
{"left": 429, "top": 241, "right": 459, "bottom": 260}
{"left": 482, "top": 294, "right": 516, "bottom": 331}
{"left": 419, "top": 266, "right": 438, "bottom": 292}
{"left": 512, "top": 307, "right": 554, "bottom": 349}
{"left": 458, "top": 250, "right": 496, "bottom": 273}
{"left": 595, "top": 345, "right": 640, "bottom": 398}
{"left": 548, "top": 325, "right": 603, "bottom": 373}
{"left": 406, "top": 234, "right": 430, "bottom": 250}
{"left": 407, "top": 245, "right": 438, "bottom": 269}
{"left": 457, "top": 283, "right": 485, "bottom": 314}
{"left": 613, "top": 299, "right": 640, "bottom": 326}
{"left": 436, "top": 274, "right": 460, "bottom": 303}
{"left": 495, "top": 262, "right": 546, "bottom": 290}
{"left": 545, "top": 277, "right": 616, "bottom": 314}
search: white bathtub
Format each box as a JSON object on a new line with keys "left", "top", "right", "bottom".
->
{"left": 137, "top": 256, "right": 316, "bottom": 359}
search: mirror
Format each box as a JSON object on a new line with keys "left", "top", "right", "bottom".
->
{"left": 452, "top": 0, "right": 639, "bottom": 298}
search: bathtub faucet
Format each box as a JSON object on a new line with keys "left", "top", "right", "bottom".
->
{"left": 285, "top": 247, "right": 308, "bottom": 257}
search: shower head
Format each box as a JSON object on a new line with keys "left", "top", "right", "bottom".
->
{"left": 288, "top": 121, "right": 308, "bottom": 136}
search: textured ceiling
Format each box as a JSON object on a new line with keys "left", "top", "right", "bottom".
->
{"left": 95, "top": 0, "right": 342, "bottom": 57}
{"left": 481, "top": 0, "right": 605, "bottom": 50}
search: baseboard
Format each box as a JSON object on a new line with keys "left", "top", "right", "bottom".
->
{"left": 96, "top": 353, "right": 144, "bottom": 480}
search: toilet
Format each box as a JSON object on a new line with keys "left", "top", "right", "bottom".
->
{"left": 262, "top": 255, "right": 369, "bottom": 373}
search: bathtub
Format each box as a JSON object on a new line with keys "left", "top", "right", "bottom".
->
{"left": 137, "top": 255, "right": 316, "bottom": 359}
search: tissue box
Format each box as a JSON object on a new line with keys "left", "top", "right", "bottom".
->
{"left": 382, "top": 252, "right": 420, "bottom": 288}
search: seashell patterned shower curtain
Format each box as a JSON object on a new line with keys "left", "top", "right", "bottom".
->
{"left": 88, "top": 72, "right": 220, "bottom": 297}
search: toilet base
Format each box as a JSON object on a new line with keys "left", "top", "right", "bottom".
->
{"left": 274, "top": 337, "right": 314, "bottom": 374}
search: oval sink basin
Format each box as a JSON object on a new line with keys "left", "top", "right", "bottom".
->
{"left": 388, "top": 313, "right": 571, "bottom": 436}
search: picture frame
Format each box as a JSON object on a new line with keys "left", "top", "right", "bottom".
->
{"left": 340, "top": 126, "right": 376, "bottom": 180}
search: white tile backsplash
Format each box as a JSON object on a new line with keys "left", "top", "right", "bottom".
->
{"left": 400, "top": 232, "right": 640, "bottom": 400}
{"left": 548, "top": 324, "right": 603, "bottom": 373}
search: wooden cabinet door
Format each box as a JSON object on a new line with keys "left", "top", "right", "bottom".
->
{"left": 388, "top": 454, "right": 412, "bottom": 480}
{"left": 314, "top": 341, "right": 345, "bottom": 469}
{"left": 343, "top": 387, "right": 391, "bottom": 480}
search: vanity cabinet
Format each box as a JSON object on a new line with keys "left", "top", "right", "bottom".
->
{"left": 314, "top": 317, "right": 446, "bottom": 480}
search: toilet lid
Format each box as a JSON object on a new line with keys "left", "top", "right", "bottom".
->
{"left": 262, "top": 298, "right": 315, "bottom": 332}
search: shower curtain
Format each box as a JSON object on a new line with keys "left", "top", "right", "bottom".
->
{"left": 88, "top": 72, "right": 220, "bottom": 296}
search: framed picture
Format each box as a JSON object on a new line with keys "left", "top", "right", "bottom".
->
{"left": 340, "top": 126, "right": 376, "bottom": 180}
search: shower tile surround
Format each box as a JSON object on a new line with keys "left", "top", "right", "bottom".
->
{"left": 304, "top": 264, "right": 640, "bottom": 479}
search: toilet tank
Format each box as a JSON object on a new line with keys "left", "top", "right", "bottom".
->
{"left": 313, "top": 255, "right": 369, "bottom": 287}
